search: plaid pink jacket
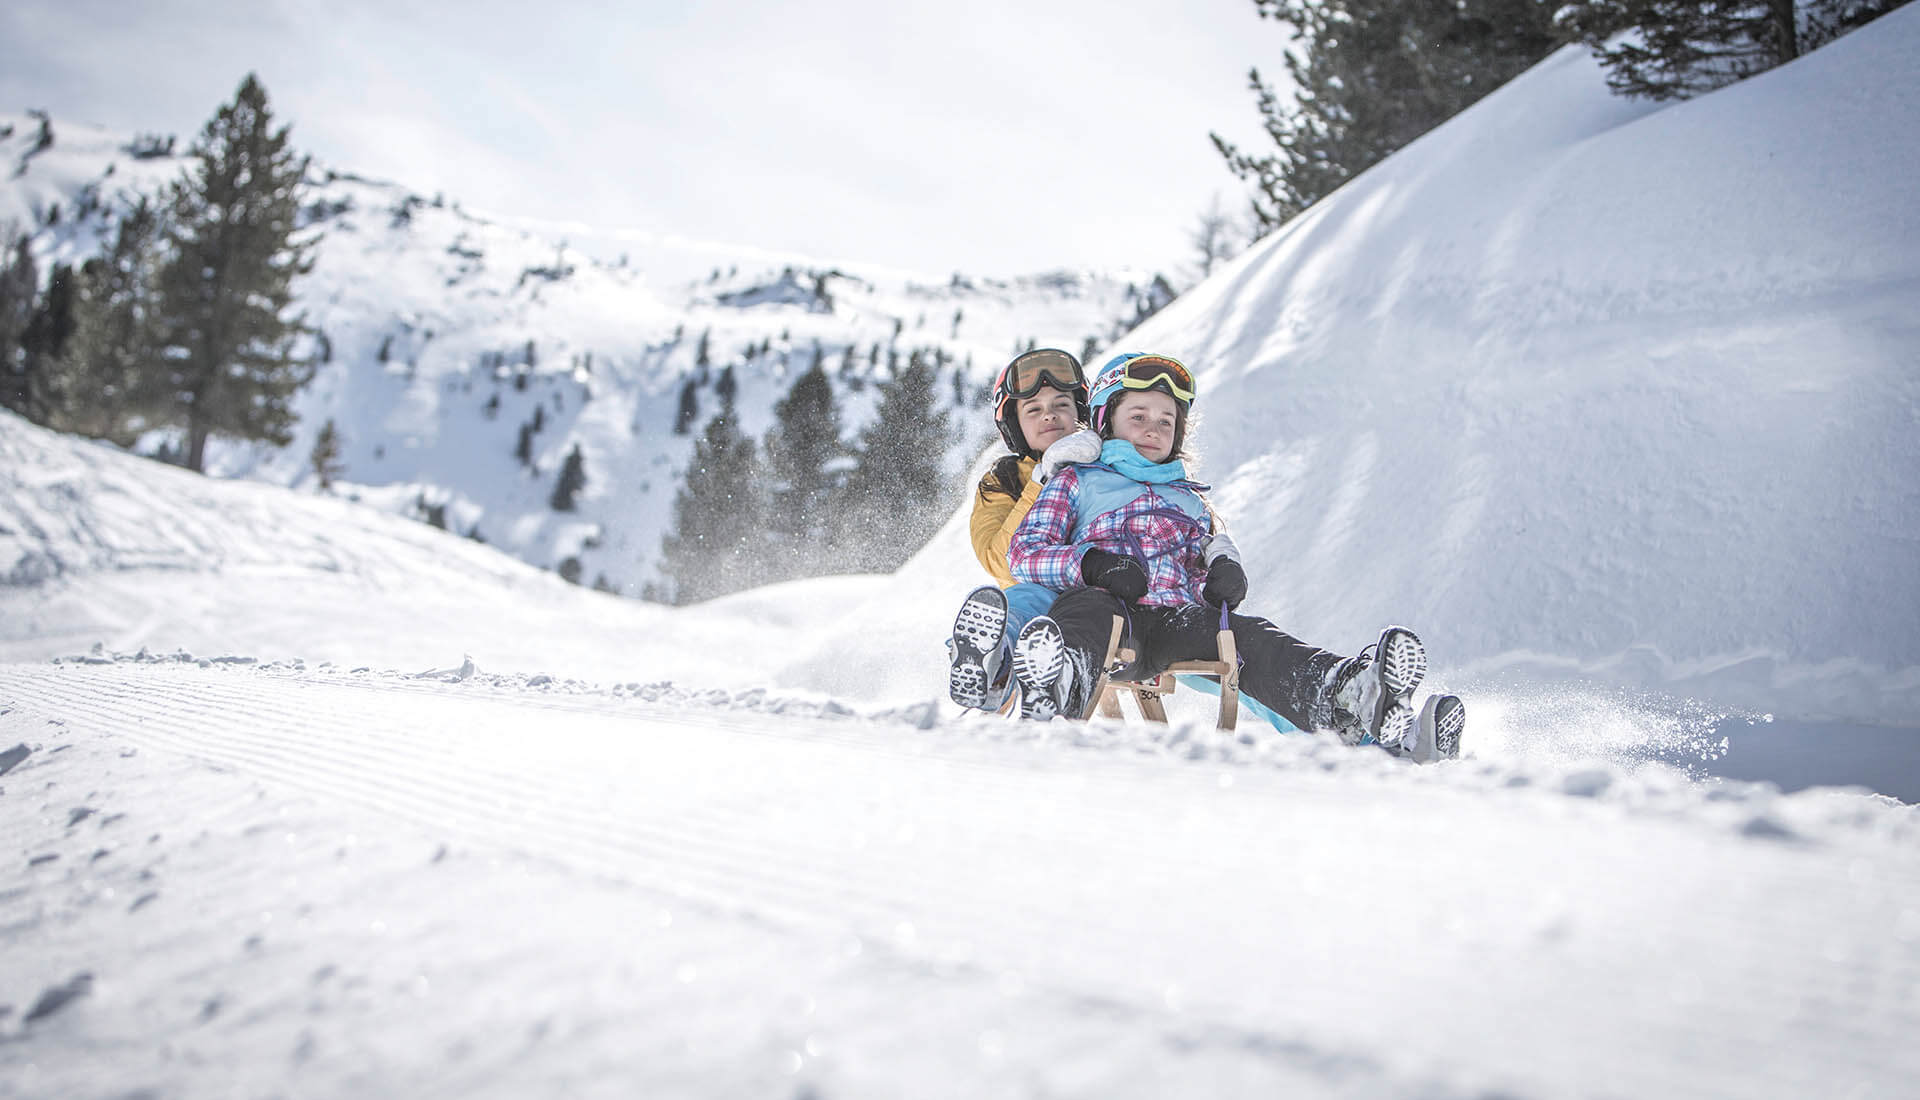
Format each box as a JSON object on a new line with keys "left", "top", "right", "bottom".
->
{"left": 1008, "top": 464, "right": 1217, "bottom": 608}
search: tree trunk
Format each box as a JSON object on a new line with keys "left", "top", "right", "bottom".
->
{"left": 186, "top": 413, "right": 209, "bottom": 472}
{"left": 1771, "top": 0, "right": 1799, "bottom": 61}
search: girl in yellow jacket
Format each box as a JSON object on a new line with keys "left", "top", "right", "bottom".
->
{"left": 949, "top": 348, "right": 1100, "bottom": 711}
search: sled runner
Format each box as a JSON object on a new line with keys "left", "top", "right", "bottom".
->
{"left": 1086, "top": 613, "right": 1242, "bottom": 731}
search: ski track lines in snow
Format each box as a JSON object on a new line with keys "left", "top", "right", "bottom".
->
{"left": 4, "top": 664, "right": 1918, "bottom": 1097}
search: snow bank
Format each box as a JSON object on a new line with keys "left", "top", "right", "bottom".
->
{"left": 0, "top": 410, "right": 871, "bottom": 688}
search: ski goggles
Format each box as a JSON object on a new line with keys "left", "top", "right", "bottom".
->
{"left": 1114, "top": 354, "right": 1195, "bottom": 403}
{"left": 998, "top": 348, "right": 1086, "bottom": 399}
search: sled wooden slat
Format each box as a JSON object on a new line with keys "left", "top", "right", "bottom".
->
{"left": 1085, "top": 615, "right": 1241, "bottom": 731}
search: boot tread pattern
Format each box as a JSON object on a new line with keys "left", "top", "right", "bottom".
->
{"left": 1013, "top": 619, "right": 1067, "bottom": 722}
{"left": 1431, "top": 694, "right": 1465, "bottom": 759}
{"left": 1367, "top": 627, "right": 1426, "bottom": 750}
{"left": 953, "top": 596, "right": 1007, "bottom": 651}
{"left": 1378, "top": 628, "right": 1428, "bottom": 697}
{"left": 949, "top": 589, "right": 1009, "bottom": 709}
{"left": 949, "top": 664, "right": 990, "bottom": 709}
{"left": 1379, "top": 705, "right": 1415, "bottom": 750}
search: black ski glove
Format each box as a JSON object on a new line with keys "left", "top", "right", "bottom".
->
{"left": 1201, "top": 558, "right": 1248, "bottom": 609}
{"left": 1081, "top": 548, "right": 1149, "bottom": 602}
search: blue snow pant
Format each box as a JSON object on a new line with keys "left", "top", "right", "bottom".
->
{"left": 1004, "top": 582, "right": 1056, "bottom": 642}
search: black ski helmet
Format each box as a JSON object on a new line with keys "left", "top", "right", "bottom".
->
{"left": 993, "top": 348, "right": 1091, "bottom": 457}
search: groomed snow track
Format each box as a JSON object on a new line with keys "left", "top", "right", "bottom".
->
{"left": 2, "top": 659, "right": 1917, "bottom": 1099}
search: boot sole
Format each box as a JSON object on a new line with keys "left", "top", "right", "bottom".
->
{"left": 1422, "top": 693, "right": 1465, "bottom": 760}
{"left": 1371, "top": 627, "right": 1427, "bottom": 748}
{"left": 1012, "top": 618, "right": 1067, "bottom": 721}
{"left": 949, "top": 587, "right": 1008, "bottom": 709}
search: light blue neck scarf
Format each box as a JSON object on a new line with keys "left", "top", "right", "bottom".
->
{"left": 1100, "top": 438, "right": 1190, "bottom": 484}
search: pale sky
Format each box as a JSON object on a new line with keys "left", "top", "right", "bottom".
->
{"left": 1, "top": 0, "right": 1283, "bottom": 279}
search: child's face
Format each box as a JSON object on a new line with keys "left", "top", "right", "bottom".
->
{"left": 1110, "top": 390, "right": 1180, "bottom": 462}
{"left": 1016, "top": 388, "right": 1079, "bottom": 454}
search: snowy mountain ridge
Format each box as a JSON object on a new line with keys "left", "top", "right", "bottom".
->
{"left": 1, "top": 107, "right": 1168, "bottom": 594}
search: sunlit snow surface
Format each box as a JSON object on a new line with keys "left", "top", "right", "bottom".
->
{"left": 4, "top": 650, "right": 1917, "bottom": 1099}
{"left": 5, "top": 11, "right": 1920, "bottom": 1098}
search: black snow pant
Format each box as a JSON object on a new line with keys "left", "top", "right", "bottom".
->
{"left": 1046, "top": 585, "right": 1347, "bottom": 731}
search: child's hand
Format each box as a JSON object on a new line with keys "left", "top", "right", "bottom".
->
{"left": 1034, "top": 429, "right": 1102, "bottom": 483}
{"left": 1081, "top": 548, "right": 1148, "bottom": 601}
{"left": 1202, "top": 558, "right": 1248, "bottom": 609}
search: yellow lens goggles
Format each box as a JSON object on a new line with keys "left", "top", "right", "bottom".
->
{"left": 1118, "top": 355, "right": 1194, "bottom": 403}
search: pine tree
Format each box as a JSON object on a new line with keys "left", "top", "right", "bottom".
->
{"left": 762, "top": 359, "right": 846, "bottom": 580}
{"left": 550, "top": 443, "right": 587, "bottom": 511}
{"left": 1555, "top": 0, "right": 1907, "bottom": 100}
{"left": 152, "top": 73, "right": 317, "bottom": 472}
{"left": 56, "top": 198, "right": 166, "bottom": 445}
{"left": 0, "top": 229, "right": 39, "bottom": 418}
{"left": 1212, "top": 0, "right": 1562, "bottom": 230}
{"left": 673, "top": 377, "right": 699, "bottom": 434}
{"left": 658, "top": 407, "right": 765, "bottom": 604}
{"left": 310, "top": 418, "right": 345, "bottom": 490}
{"left": 830, "top": 348, "right": 953, "bottom": 573}
{"left": 15, "top": 262, "right": 77, "bottom": 424}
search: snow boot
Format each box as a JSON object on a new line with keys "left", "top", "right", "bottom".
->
{"left": 1011, "top": 615, "right": 1067, "bottom": 721}
{"left": 1017, "top": 614, "right": 1105, "bottom": 721}
{"left": 1323, "top": 626, "right": 1427, "bottom": 749}
{"left": 1420, "top": 691, "right": 1459, "bottom": 760}
{"left": 949, "top": 585, "right": 1011, "bottom": 710}
{"left": 1011, "top": 616, "right": 1100, "bottom": 722}
{"left": 1403, "top": 693, "right": 1466, "bottom": 763}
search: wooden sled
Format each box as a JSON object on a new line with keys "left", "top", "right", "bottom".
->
{"left": 1084, "top": 615, "right": 1242, "bottom": 731}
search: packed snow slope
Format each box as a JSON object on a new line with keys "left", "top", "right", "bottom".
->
{"left": 786, "top": 15, "right": 1920, "bottom": 728}
{"left": 3, "top": 654, "right": 1916, "bottom": 1100}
